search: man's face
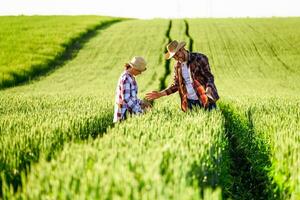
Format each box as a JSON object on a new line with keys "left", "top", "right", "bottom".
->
{"left": 173, "top": 48, "right": 185, "bottom": 63}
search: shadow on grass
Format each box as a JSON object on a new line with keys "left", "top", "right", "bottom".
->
{"left": 0, "top": 19, "right": 122, "bottom": 90}
{"left": 184, "top": 102, "right": 279, "bottom": 199}
{"left": 184, "top": 19, "right": 193, "bottom": 52}
{"left": 159, "top": 20, "right": 172, "bottom": 91}
{"left": 219, "top": 103, "right": 279, "bottom": 200}
{"left": 186, "top": 149, "right": 232, "bottom": 199}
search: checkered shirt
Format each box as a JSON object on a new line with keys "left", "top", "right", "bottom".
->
{"left": 113, "top": 71, "right": 143, "bottom": 122}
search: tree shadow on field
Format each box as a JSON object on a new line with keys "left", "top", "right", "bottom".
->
{"left": 0, "top": 19, "right": 122, "bottom": 90}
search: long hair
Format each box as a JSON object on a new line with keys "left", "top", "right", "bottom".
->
{"left": 124, "top": 63, "right": 131, "bottom": 70}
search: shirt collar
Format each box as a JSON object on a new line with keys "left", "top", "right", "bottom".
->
{"left": 187, "top": 51, "right": 192, "bottom": 65}
{"left": 182, "top": 61, "right": 188, "bottom": 65}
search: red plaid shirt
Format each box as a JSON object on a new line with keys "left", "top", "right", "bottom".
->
{"left": 114, "top": 71, "right": 143, "bottom": 122}
{"left": 163, "top": 52, "right": 219, "bottom": 111}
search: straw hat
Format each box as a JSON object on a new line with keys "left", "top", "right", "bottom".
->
{"left": 129, "top": 56, "right": 147, "bottom": 72}
{"left": 165, "top": 40, "right": 186, "bottom": 59}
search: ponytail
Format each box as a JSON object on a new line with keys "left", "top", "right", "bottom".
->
{"left": 124, "top": 63, "right": 131, "bottom": 70}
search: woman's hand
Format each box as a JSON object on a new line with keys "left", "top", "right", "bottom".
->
{"left": 145, "top": 91, "right": 163, "bottom": 100}
{"left": 141, "top": 100, "right": 152, "bottom": 109}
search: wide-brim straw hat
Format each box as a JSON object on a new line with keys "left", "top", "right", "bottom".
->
{"left": 129, "top": 56, "right": 147, "bottom": 72}
{"left": 165, "top": 40, "right": 186, "bottom": 59}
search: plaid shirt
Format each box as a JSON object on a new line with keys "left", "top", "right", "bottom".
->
{"left": 113, "top": 71, "right": 143, "bottom": 122}
{"left": 163, "top": 52, "right": 219, "bottom": 111}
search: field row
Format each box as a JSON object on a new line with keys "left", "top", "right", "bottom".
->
{"left": 1, "top": 17, "right": 300, "bottom": 199}
{"left": 4, "top": 100, "right": 229, "bottom": 200}
{"left": 0, "top": 16, "right": 120, "bottom": 89}
{"left": 0, "top": 18, "right": 171, "bottom": 196}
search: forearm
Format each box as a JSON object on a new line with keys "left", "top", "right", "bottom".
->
{"left": 158, "top": 90, "right": 167, "bottom": 97}
{"left": 162, "top": 84, "right": 178, "bottom": 96}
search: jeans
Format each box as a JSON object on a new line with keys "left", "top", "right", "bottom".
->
{"left": 187, "top": 99, "right": 217, "bottom": 111}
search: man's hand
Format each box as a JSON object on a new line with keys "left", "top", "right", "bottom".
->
{"left": 145, "top": 91, "right": 163, "bottom": 101}
{"left": 205, "top": 87, "right": 214, "bottom": 102}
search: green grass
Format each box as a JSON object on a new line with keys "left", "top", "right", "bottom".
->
{"left": 188, "top": 18, "right": 300, "bottom": 98}
{"left": 186, "top": 18, "right": 300, "bottom": 199}
{"left": 0, "top": 18, "right": 170, "bottom": 195}
{"left": 3, "top": 19, "right": 169, "bottom": 96}
{"left": 0, "top": 16, "right": 119, "bottom": 88}
{"left": 1, "top": 17, "right": 300, "bottom": 199}
{"left": 0, "top": 94, "right": 113, "bottom": 191}
{"left": 222, "top": 98, "right": 300, "bottom": 199}
{"left": 4, "top": 101, "right": 228, "bottom": 200}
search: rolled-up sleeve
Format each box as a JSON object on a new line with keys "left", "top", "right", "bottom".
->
{"left": 163, "top": 65, "right": 179, "bottom": 95}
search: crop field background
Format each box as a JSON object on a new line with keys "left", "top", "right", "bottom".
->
{"left": 0, "top": 16, "right": 299, "bottom": 200}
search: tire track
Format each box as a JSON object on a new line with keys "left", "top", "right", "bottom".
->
{"left": 246, "top": 23, "right": 295, "bottom": 73}
{"left": 222, "top": 23, "right": 255, "bottom": 77}
{"left": 204, "top": 26, "right": 215, "bottom": 64}
{"left": 211, "top": 22, "right": 241, "bottom": 79}
{"left": 0, "top": 19, "right": 122, "bottom": 90}
{"left": 184, "top": 19, "right": 193, "bottom": 52}
{"left": 265, "top": 22, "right": 300, "bottom": 56}
{"left": 185, "top": 20, "right": 276, "bottom": 199}
{"left": 0, "top": 19, "right": 173, "bottom": 198}
{"left": 159, "top": 20, "right": 172, "bottom": 90}
{"left": 220, "top": 103, "right": 278, "bottom": 200}
{"left": 204, "top": 21, "right": 224, "bottom": 76}
{"left": 232, "top": 22, "right": 268, "bottom": 78}
{"left": 249, "top": 40, "right": 268, "bottom": 77}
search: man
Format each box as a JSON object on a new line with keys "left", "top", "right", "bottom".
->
{"left": 145, "top": 40, "right": 219, "bottom": 111}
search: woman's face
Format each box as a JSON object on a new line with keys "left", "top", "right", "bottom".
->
{"left": 173, "top": 48, "right": 186, "bottom": 63}
{"left": 130, "top": 68, "right": 142, "bottom": 76}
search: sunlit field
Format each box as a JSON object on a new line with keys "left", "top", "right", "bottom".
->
{"left": 1, "top": 16, "right": 299, "bottom": 199}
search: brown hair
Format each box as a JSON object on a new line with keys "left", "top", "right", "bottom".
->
{"left": 124, "top": 63, "right": 132, "bottom": 70}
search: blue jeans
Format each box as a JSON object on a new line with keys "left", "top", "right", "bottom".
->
{"left": 187, "top": 99, "right": 217, "bottom": 111}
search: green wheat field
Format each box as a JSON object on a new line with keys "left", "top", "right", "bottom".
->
{"left": 0, "top": 16, "right": 299, "bottom": 199}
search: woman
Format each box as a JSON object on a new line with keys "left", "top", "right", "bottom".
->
{"left": 113, "top": 56, "right": 150, "bottom": 123}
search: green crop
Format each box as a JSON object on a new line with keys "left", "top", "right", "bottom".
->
{"left": 0, "top": 18, "right": 171, "bottom": 195}
{"left": 0, "top": 16, "right": 118, "bottom": 88}
{"left": 4, "top": 100, "right": 228, "bottom": 200}
{"left": 0, "top": 17, "right": 300, "bottom": 199}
